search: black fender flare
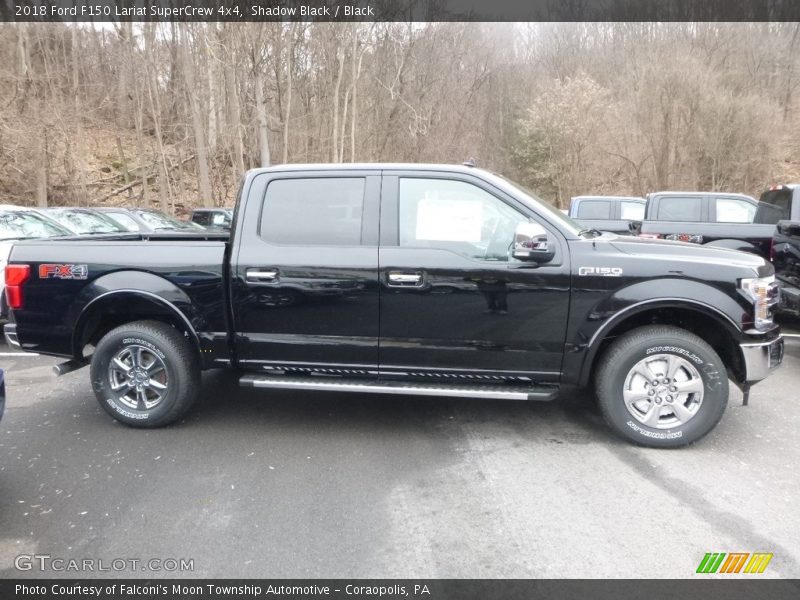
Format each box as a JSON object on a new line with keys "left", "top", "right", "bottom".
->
{"left": 573, "top": 280, "right": 746, "bottom": 387}
{"left": 69, "top": 271, "right": 202, "bottom": 358}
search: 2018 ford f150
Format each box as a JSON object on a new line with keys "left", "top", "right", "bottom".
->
{"left": 2, "top": 164, "right": 785, "bottom": 447}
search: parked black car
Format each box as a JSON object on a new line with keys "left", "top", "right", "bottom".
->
{"left": 761, "top": 185, "right": 800, "bottom": 316}
{"left": 3, "top": 164, "right": 783, "bottom": 447}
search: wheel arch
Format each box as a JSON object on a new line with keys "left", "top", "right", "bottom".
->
{"left": 579, "top": 299, "right": 745, "bottom": 387}
{"left": 72, "top": 288, "right": 201, "bottom": 361}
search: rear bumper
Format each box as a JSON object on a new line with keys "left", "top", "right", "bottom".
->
{"left": 740, "top": 336, "right": 784, "bottom": 383}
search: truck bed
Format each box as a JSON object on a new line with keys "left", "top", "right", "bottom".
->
{"left": 636, "top": 221, "right": 776, "bottom": 256}
{"left": 6, "top": 236, "right": 229, "bottom": 360}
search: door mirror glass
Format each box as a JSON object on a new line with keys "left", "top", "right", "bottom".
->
{"left": 513, "top": 222, "right": 554, "bottom": 263}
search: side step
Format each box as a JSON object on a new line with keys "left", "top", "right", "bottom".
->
{"left": 239, "top": 374, "right": 558, "bottom": 401}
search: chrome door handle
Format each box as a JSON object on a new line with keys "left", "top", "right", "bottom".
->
{"left": 388, "top": 271, "right": 423, "bottom": 286}
{"left": 246, "top": 268, "right": 279, "bottom": 283}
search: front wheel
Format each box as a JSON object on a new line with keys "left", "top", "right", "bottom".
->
{"left": 595, "top": 325, "right": 729, "bottom": 448}
{"left": 90, "top": 320, "right": 200, "bottom": 427}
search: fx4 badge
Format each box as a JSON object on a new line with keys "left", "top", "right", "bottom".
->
{"left": 39, "top": 264, "right": 89, "bottom": 280}
{"left": 578, "top": 266, "right": 623, "bottom": 277}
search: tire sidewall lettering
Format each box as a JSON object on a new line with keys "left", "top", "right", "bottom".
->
{"left": 121, "top": 337, "right": 166, "bottom": 360}
{"left": 106, "top": 397, "right": 150, "bottom": 420}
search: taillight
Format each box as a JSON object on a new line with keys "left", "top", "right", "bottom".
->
{"left": 769, "top": 237, "right": 776, "bottom": 262}
{"left": 5, "top": 264, "right": 30, "bottom": 310}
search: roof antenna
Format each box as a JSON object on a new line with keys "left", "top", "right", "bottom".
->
{"left": 462, "top": 157, "right": 477, "bottom": 167}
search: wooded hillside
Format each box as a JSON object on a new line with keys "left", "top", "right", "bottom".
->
{"left": 1, "top": 22, "right": 799, "bottom": 213}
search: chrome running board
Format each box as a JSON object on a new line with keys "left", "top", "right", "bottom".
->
{"left": 239, "top": 374, "right": 558, "bottom": 401}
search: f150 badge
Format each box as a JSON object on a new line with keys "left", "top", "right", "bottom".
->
{"left": 38, "top": 264, "right": 89, "bottom": 280}
{"left": 578, "top": 266, "right": 623, "bottom": 277}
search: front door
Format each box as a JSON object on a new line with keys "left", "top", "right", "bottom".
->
{"left": 378, "top": 173, "right": 571, "bottom": 383}
{"left": 233, "top": 171, "right": 381, "bottom": 372}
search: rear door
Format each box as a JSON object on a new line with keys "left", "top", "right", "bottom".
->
{"left": 377, "top": 171, "right": 571, "bottom": 383}
{"left": 232, "top": 170, "right": 381, "bottom": 371}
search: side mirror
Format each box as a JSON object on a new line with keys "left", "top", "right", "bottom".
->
{"left": 513, "top": 222, "right": 555, "bottom": 263}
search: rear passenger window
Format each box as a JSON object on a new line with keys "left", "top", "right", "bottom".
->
{"left": 260, "top": 178, "right": 365, "bottom": 245}
{"left": 715, "top": 198, "right": 756, "bottom": 223}
{"left": 620, "top": 201, "right": 644, "bottom": 220}
{"left": 656, "top": 197, "right": 702, "bottom": 221}
{"left": 576, "top": 201, "right": 611, "bottom": 219}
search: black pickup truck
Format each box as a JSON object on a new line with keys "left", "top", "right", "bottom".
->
{"left": 2, "top": 164, "right": 785, "bottom": 447}
{"left": 764, "top": 185, "right": 800, "bottom": 315}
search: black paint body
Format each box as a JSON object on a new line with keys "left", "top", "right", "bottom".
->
{"left": 4, "top": 165, "right": 781, "bottom": 388}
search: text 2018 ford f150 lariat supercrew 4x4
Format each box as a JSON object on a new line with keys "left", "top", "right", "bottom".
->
{"left": 2, "top": 164, "right": 784, "bottom": 447}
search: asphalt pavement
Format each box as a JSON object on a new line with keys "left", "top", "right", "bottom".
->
{"left": 0, "top": 321, "right": 798, "bottom": 579}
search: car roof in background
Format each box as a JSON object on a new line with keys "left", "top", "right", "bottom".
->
{"left": 648, "top": 191, "right": 757, "bottom": 200}
{"left": 572, "top": 195, "right": 644, "bottom": 202}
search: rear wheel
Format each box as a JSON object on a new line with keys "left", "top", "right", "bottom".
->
{"left": 595, "top": 325, "right": 729, "bottom": 448}
{"left": 90, "top": 320, "right": 200, "bottom": 427}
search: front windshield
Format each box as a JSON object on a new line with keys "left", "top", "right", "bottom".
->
{"left": 48, "top": 209, "right": 127, "bottom": 234}
{"left": 0, "top": 211, "right": 72, "bottom": 240}
{"left": 486, "top": 172, "right": 586, "bottom": 236}
{"left": 105, "top": 211, "right": 141, "bottom": 232}
{"left": 135, "top": 210, "right": 198, "bottom": 230}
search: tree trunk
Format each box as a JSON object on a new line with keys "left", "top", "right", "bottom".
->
{"left": 36, "top": 132, "right": 48, "bottom": 207}
{"left": 72, "top": 27, "right": 88, "bottom": 205}
{"left": 255, "top": 68, "right": 271, "bottom": 167}
{"left": 144, "top": 24, "right": 172, "bottom": 210}
{"left": 331, "top": 45, "right": 345, "bottom": 162}
{"left": 181, "top": 27, "right": 214, "bottom": 207}
{"left": 283, "top": 24, "right": 295, "bottom": 164}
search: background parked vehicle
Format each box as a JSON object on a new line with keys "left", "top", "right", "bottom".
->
{"left": 94, "top": 207, "right": 206, "bottom": 233}
{"left": 3, "top": 164, "right": 783, "bottom": 448}
{"left": 1, "top": 205, "right": 73, "bottom": 318}
{"left": 568, "top": 195, "right": 645, "bottom": 234}
{"left": 189, "top": 208, "right": 233, "bottom": 230}
{"left": 37, "top": 207, "right": 129, "bottom": 235}
{"left": 761, "top": 185, "right": 800, "bottom": 316}
{"left": 633, "top": 192, "right": 774, "bottom": 256}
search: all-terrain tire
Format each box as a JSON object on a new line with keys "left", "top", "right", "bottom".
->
{"left": 90, "top": 320, "right": 200, "bottom": 427}
{"left": 595, "top": 325, "right": 729, "bottom": 448}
